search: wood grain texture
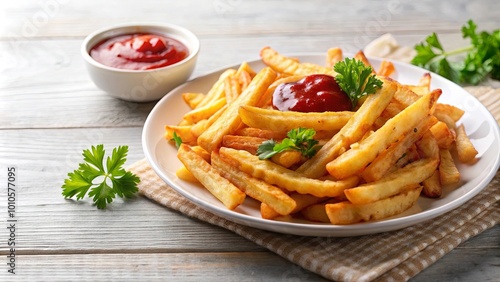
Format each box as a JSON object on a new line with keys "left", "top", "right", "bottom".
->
{"left": 0, "top": 0, "right": 498, "bottom": 281}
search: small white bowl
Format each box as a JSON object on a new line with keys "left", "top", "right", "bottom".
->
{"left": 82, "top": 23, "right": 199, "bottom": 102}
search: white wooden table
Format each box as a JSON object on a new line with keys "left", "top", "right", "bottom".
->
{"left": 1, "top": 0, "right": 498, "bottom": 280}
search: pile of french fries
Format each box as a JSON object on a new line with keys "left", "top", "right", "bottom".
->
{"left": 165, "top": 46, "right": 478, "bottom": 225}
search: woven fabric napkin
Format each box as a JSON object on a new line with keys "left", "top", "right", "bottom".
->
{"left": 130, "top": 37, "right": 500, "bottom": 281}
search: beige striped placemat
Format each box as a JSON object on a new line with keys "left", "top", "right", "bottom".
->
{"left": 130, "top": 86, "right": 499, "bottom": 282}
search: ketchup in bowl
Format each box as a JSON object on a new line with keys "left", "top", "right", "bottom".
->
{"left": 272, "top": 74, "right": 352, "bottom": 112}
{"left": 90, "top": 33, "right": 189, "bottom": 70}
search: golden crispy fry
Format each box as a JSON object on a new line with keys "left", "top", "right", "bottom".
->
{"left": 354, "top": 50, "right": 375, "bottom": 72}
{"left": 177, "top": 144, "right": 246, "bottom": 209}
{"left": 182, "top": 97, "right": 226, "bottom": 124}
{"left": 455, "top": 124, "right": 478, "bottom": 163}
{"left": 211, "top": 152, "right": 296, "bottom": 216}
{"left": 198, "top": 67, "right": 277, "bottom": 153}
{"left": 327, "top": 89, "right": 440, "bottom": 179}
{"left": 219, "top": 147, "right": 359, "bottom": 197}
{"left": 326, "top": 185, "right": 422, "bottom": 225}
{"left": 361, "top": 116, "right": 436, "bottom": 182}
{"left": 345, "top": 158, "right": 438, "bottom": 204}
{"left": 260, "top": 46, "right": 335, "bottom": 76}
{"left": 221, "top": 135, "right": 266, "bottom": 155}
{"left": 224, "top": 75, "right": 242, "bottom": 103}
{"left": 239, "top": 105, "right": 353, "bottom": 132}
{"left": 326, "top": 47, "right": 343, "bottom": 68}
{"left": 435, "top": 103, "right": 464, "bottom": 122}
{"left": 182, "top": 92, "right": 205, "bottom": 109}
{"left": 377, "top": 60, "right": 395, "bottom": 77}
{"left": 297, "top": 77, "right": 398, "bottom": 178}
{"left": 405, "top": 85, "right": 429, "bottom": 96}
{"left": 439, "top": 149, "right": 461, "bottom": 185}
{"left": 419, "top": 72, "right": 431, "bottom": 87}
{"left": 235, "top": 127, "right": 287, "bottom": 139}
{"left": 261, "top": 192, "right": 327, "bottom": 219}
{"left": 429, "top": 121, "right": 456, "bottom": 149}
{"left": 422, "top": 170, "right": 442, "bottom": 198}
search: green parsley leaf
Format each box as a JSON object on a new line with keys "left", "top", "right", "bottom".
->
{"left": 333, "top": 58, "right": 383, "bottom": 109}
{"left": 411, "top": 19, "right": 500, "bottom": 85}
{"left": 256, "top": 128, "right": 321, "bottom": 160}
{"left": 62, "top": 145, "right": 140, "bottom": 209}
{"left": 171, "top": 132, "right": 183, "bottom": 148}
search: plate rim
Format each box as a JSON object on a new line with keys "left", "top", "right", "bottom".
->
{"left": 142, "top": 54, "right": 500, "bottom": 237}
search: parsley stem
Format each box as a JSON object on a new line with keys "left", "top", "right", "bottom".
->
{"left": 443, "top": 45, "right": 474, "bottom": 57}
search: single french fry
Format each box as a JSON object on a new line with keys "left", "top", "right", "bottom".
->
{"left": 439, "top": 149, "right": 461, "bottom": 185}
{"left": 435, "top": 103, "right": 464, "bottom": 122}
{"left": 224, "top": 74, "right": 242, "bottom": 103}
{"left": 235, "top": 127, "right": 287, "bottom": 139}
{"left": 326, "top": 47, "right": 343, "bottom": 68}
{"left": 327, "top": 89, "right": 441, "bottom": 179}
{"left": 354, "top": 50, "right": 375, "bottom": 72}
{"left": 198, "top": 67, "right": 277, "bottom": 153}
{"left": 260, "top": 46, "right": 335, "bottom": 76}
{"left": 182, "top": 97, "right": 226, "bottom": 124}
{"left": 182, "top": 92, "right": 205, "bottom": 109}
{"left": 422, "top": 170, "right": 442, "bottom": 198}
{"left": 297, "top": 77, "right": 398, "bottom": 178}
{"left": 221, "top": 135, "right": 266, "bottom": 155}
{"left": 405, "top": 85, "right": 429, "bottom": 96}
{"left": 239, "top": 105, "right": 353, "bottom": 132}
{"left": 377, "top": 60, "right": 395, "bottom": 77}
{"left": 211, "top": 152, "right": 296, "bottom": 216}
{"left": 326, "top": 185, "right": 422, "bottom": 225}
{"left": 361, "top": 116, "right": 436, "bottom": 182}
{"left": 177, "top": 144, "right": 245, "bottom": 209}
{"left": 219, "top": 147, "right": 359, "bottom": 198}
{"left": 455, "top": 124, "right": 478, "bottom": 163}
{"left": 345, "top": 158, "right": 438, "bottom": 204}
{"left": 261, "top": 192, "right": 327, "bottom": 219}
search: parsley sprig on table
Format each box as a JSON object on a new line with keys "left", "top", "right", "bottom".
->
{"left": 62, "top": 145, "right": 140, "bottom": 209}
{"left": 333, "top": 58, "right": 383, "bottom": 109}
{"left": 411, "top": 19, "right": 500, "bottom": 85}
{"left": 256, "top": 128, "right": 321, "bottom": 160}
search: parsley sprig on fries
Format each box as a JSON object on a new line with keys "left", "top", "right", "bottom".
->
{"left": 257, "top": 128, "right": 321, "bottom": 160}
{"left": 333, "top": 58, "right": 383, "bottom": 109}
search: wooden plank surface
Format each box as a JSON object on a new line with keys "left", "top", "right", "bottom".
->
{"left": 1, "top": 0, "right": 498, "bottom": 281}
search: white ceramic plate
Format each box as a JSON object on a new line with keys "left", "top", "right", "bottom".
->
{"left": 142, "top": 54, "right": 500, "bottom": 237}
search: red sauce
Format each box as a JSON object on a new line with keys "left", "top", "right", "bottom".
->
{"left": 90, "top": 33, "right": 189, "bottom": 70}
{"left": 272, "top": 74, "right": 352, "bottom": 112}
